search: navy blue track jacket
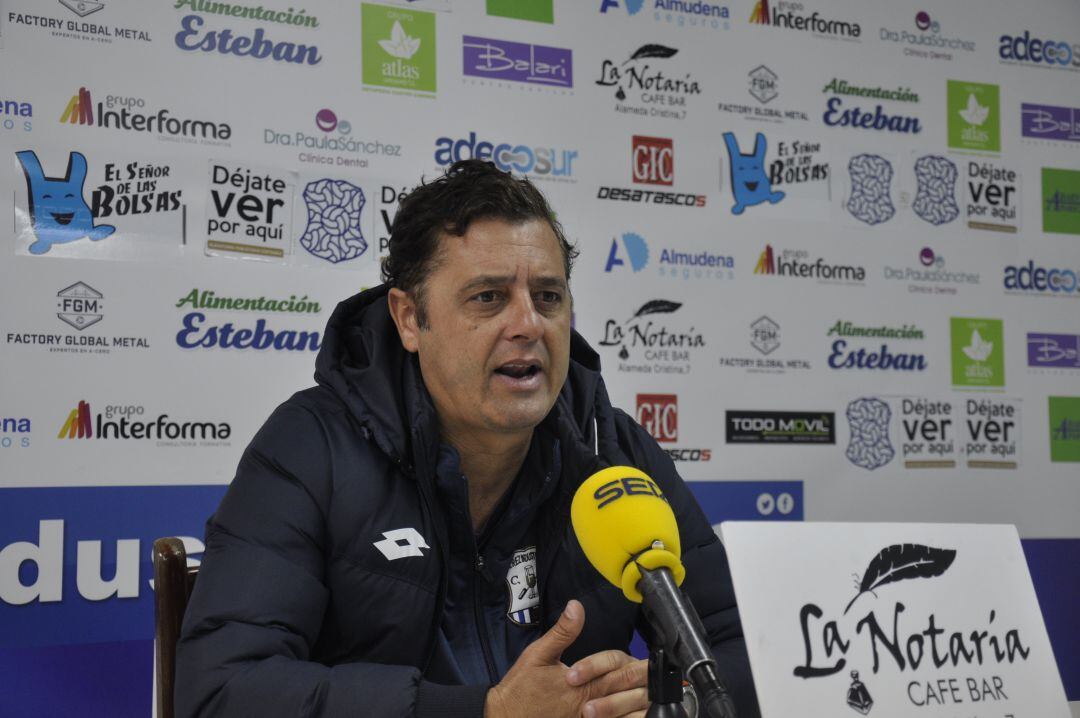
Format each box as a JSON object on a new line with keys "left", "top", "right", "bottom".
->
{"left": 175, "top": 285, "right": 760, "bottom": 718}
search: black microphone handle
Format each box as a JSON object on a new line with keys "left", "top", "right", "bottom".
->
{"left": 638, "top": 566, "right": 737, "bottom": 718}
{"left": 688, "top": 663, "right": 738, "bottom": 718}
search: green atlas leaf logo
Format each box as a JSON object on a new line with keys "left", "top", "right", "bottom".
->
{"left": 947, "top": 80, "right": 999, "bottom": 153}
{"left": 962, "top": 328, "right": 993, "bottom": 363}
{"left": 959, "top": 93, "right": 989, "bottom": 127}
{"left": 951, "top": 317, "right": 1004, "bottom": 388}
{"left": 379, "top": 20, "right": 420, "bottom": 59}
{"left": 362, "top": 4, "right": 436, "bottom": 94}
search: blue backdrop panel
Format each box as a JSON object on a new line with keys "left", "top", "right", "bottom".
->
{"left": 1022, "top": 538, "right": 1080, "bottom": 701}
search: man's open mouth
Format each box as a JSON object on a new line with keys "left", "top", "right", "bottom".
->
{"left": 495, "top": 362, "right": 541, "bottom": 379}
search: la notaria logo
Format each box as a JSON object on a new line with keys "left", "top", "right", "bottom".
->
{"left": 596, "top": 44, "right": 700, "bottom": 109}
{"left": 598, "top": 45, "right": 677, "bottom": 101}
{"left": 599, "top": 299, "right": 692, "bottom": 359}
{"left": 793, "top": 542, "right": 1031, "bottom": 711}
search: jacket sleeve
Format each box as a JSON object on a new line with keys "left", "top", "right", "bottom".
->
{"left": 175, "top": 401, "right": 488, "bottom": 718}
{"left": 615, "top": 411, "right": 762, "bottom": 718}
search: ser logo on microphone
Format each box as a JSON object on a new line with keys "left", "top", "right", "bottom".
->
{"left": 594, "top": 475, "right": 666, "bottom": 509}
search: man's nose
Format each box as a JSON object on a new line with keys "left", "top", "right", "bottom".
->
{"left": 505, "top": 291, "right": 543, "bottom": 341}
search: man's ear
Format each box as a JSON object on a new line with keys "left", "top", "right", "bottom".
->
{"left": 387, "top": 287, "right": 421, "bottom": 353}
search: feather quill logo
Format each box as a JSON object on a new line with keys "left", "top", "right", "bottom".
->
{"left": 844, "top": 543, "right": 956, "bottom": 615}
{"left": 598, "top": 299, "right": 704, "bottom": 362}
{"left": 622, "top": 300, "right": 677, "bottom": 359}
{"left": 631, "top": 299, "right": 681, "bottom": 318}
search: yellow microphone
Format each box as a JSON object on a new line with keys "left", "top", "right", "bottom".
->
{"left": 570, "top": 465, "right": 685, "bottom": 602}
{"left": 571, "top": 466, "right": 738, "bottom": 718}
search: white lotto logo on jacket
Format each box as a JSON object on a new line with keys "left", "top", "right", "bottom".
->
{"left": 372, "top": 528, "right": 430, "bottom": 561}
{"left": 506, "top": 546, "right": 539, "bottom": 626}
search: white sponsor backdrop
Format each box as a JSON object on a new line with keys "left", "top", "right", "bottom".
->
{"left": 1, "top": 0, "right": 1078, "bottom": 713}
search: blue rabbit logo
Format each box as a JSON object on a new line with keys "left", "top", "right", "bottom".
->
{"left": 16, "top": 150, "right": 115, "bottom": 255}
{"left": 722, "top": 132, "right": 785, "bottom": 215}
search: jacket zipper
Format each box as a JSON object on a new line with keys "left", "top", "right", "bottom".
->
{"left": 408, "top": 453, "right": 449, "bottom": 677}
{"left": 473, "top": 553, "right": 499, "bottom": 684}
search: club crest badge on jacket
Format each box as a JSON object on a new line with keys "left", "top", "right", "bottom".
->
{"left": 506, "top": 546, "right": 539, "bottom": 626}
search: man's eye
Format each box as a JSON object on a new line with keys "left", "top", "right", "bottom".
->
{"left": 474, "top": 291, "right": 499, "bottom": 303}
{"left": 537, "top": 291, "right": 562, "bottom": 305}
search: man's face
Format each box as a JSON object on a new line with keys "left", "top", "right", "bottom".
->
{"left": 396, "top": 218, "right": 572, "bottom": 442}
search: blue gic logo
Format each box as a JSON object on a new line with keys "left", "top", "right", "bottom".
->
{"left": 434, "top": 132, "right": 578, "bottom": 179}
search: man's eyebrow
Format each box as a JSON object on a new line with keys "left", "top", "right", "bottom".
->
{"left": 459, "top": 275, "right": 568, "bottom": 293}
{"left": 531, "top": 276, "right": 568, "bottom": 290}
{"left": 460, "top": 275, "right": 514, "bottom": 293}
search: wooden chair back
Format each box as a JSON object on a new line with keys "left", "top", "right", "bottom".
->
{"left": 153, "top": 537, "right": 199, "bottom": 718}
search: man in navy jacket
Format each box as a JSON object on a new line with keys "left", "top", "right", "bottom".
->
{"left": 176, "top": 160, "right": 760, "bottom": 718}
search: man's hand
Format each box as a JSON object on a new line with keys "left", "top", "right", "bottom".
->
{"left": 567, "top": 650, "right": 648, "bottom": 718}
{"left": 485, "top": 601, "right": 590, "bottom": 718}
{"left": 484, "top": 600, "right": 650, "bottom": 718}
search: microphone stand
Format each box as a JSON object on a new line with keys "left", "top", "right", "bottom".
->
{"left": 639, "top": 566, "right": 738, "bottom": 718}
{"left": 646, "top": 649, "right": 689, "bottom": 718}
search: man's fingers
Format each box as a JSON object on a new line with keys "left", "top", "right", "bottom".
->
{"left": 525, "top": 600, "right": 585, "bottom": 665}
{"left": 566, "top": 650, "right": 633, "bottom": 686}
{"left": 581, "top": 687, "right": 649, "bottom": 718}
{"left": 592, "top": 659, "right": 647, "bottom": 696}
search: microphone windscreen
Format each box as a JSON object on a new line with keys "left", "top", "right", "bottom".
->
{"left": 570, "top": 465, "right": 684, "bottom": 602}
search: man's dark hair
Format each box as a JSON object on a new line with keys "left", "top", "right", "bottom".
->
{"left": 381, "top": 159, "right": 577, "bottom": 327}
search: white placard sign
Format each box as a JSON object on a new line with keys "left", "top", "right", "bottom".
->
{"left": 720, "top": 522, "right": 1070, "bottom": 718}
